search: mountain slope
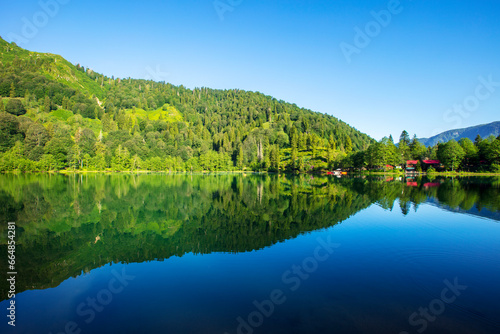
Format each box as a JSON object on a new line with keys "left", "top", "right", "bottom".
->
{"left": 419, "top": 121, "right": 500, "bottom": 147}
{"left": 0, "top": 36, "right": 375, "bottom": 172}
{"left": 0, "top": 37, "right": 106, "bottom": 99}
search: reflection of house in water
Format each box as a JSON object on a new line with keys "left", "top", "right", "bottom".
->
{"left": 405, "top": 180, "right": 442, "bottom": 188}
{"left": 424, "top": 182, "right": 441, "bottom": 188}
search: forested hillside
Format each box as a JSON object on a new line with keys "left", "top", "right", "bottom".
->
{"left": 0, "top": 37, "right": 374, "bottom": 172}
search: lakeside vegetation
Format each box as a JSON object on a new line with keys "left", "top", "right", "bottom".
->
{"left": 341, "top": 130, "right": 500, "bottom": 174}
{"left": 0, "top": 37, "right": 374, "bottom": 173}
{"left": 1, "top": 38, "right": 498, "bottom": 174}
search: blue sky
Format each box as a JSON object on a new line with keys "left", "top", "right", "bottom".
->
{"left": 1, "top": 0, "right": 500, "bottom": 140}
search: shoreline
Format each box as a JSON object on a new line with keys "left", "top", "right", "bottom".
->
{"left": 353, "top": 171, "right": 500, "bottom": 177}
{"left": 1, "top": 170, "right": 499, "bottom": 177}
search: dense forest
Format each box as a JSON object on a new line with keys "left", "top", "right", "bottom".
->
{"left": 340, "top": 130, "right": 500, "bottom": 172}
{"left": 0, "top": 37, "right": 374, "bottom": 173}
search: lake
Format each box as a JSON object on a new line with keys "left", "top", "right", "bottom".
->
{"left": 1, "top": 173, "right": 499, "bottom": 334}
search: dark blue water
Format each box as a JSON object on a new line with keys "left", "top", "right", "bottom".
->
{"left": 0, "top": 174, "right": 499, "bottom": 334}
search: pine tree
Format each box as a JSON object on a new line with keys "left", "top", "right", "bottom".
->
{"left": 94, "top": 141, "right": 107, "bottom": 170}
{"left": 290, "top": 127, "right": 298, "bottom": 149}
{"left": 269, "top": 145, "right": 280, "bottom": 171}
{"left": 291, "top": 146, "right": 298, "bottom": 170}
{"left": 62, "top": 96, "right": 68, "bottom": 109}
{"left": 299, "top": 133, "right": 307, "bottom": 150}
{"left": 329, "top": 135, "right": 336, "bottom": 150}
{"left": 9, "top": 82, "right": 15, "bottom": 98}
{"left": 399, "top": 130, "right": 410, "bottom": 146}
{"left": 327, "top": 147, "right": 335, "bottom": 169}
{"left": 345, "top": 136, "right": 352, "bottom": 154}
{"left": 24, "top": 90, "right": 31, "bottom": 105}
{"left": 237, "top": 145, "right": 244, "bottom": 170}
{"left": 298, "top": 156, "right": 305, "bottom": 172}
{"left": 101, "top": 114, "right": 112, "bottom": 132}
{"left": 43, "top": 96, "right": 51, "bottom": 113}
{"left": 398, "top": 131, "right": 411, "bottom": 163}
{"left": 474, "top": 135, "right": 482, "bottom": 147}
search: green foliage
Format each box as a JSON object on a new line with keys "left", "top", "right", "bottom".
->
{"left": 410, "top": 135, "right": 426, "bottom": 160}
{"left": 399, "top": 130, "right": 410, "bottom": 146}
{"left": 0, "top": 37, "right": 376, "bottom": 172}
{"left": 24, "top": 124, "right": 50, "bottom": 161}
{"left": 487, "top": 138, "right": 500, "bottom": 165}
{"left": 269, "top": 145, "right": 280, "bottom": 171}
{"left": 459, "top": 137, "right": 478, "bottom": 170}
{"left": 0, "top": 112, "right": 21, "bottom": 152}
{"left": 363, "top": 136, "right": 399, "bottom": 168}
{"left": 49, "top": 109, "right": 74, "bottom": 121}
{"left": 125, "top": 104, "right": 183, "bottom": 123}
{"left": 437, "top": 140, "right": 465, "bottom": 171}
{"left": 75, "top": 128, "right": 96, "bottom": 157}
{"left": 491, "top": 163, "right": 500, "bottom": 173}
{"left": 340, "top": 130, "right": 499, "bottom": 173}
{"left": 5, "top": 98, "right": 26, "bottom": 115}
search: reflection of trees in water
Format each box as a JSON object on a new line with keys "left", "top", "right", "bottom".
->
{"left": 355, "top": 176, "right": 500, "bottom": 215}
{"left": 0, "top": 174, "right": 498, "bottom": 298}
{"left": 0, "top": 174, "right": 373, "bottom": 297}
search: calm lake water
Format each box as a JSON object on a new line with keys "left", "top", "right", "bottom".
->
{"left": 1, "top": 174, "right": 499, "bottom": 334}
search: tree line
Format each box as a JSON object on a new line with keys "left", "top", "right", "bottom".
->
{"left": 2, "top": 38, "right": 498, "bottom": 174}
{"left": 339, "top": 130, "right": 500, "bottom": 173}
{"left": 0, "top": 38, "right": 374, "bottom": 172}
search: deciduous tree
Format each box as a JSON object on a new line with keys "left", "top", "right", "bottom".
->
{"left": 437, "top": 140, "right": 465, "bottom": 171}
{"left": 5, "top": 99, "right": 26, "bottom": 116}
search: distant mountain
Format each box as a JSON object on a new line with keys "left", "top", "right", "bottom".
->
{"left": 419, "top": 121, "right": 500, "bottom": 147}
{"left": 426, "top": 198, "right": 500, "bottom": 222}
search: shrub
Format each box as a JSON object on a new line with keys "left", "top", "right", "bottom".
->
{"left": 5, "top": 99, "right": 26, "bottom": 116}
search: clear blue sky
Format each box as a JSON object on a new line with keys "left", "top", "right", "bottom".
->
{"left": 1, "top": 0, "right": 500, "bottom": 140}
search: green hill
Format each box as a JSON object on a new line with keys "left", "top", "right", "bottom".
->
{"left": 0, "top": 36, "right": 375, "bottom": 172}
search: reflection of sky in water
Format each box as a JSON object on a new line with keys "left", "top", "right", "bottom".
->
{"left": 2, "top": 201, "right": 500, "bottom": 334}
